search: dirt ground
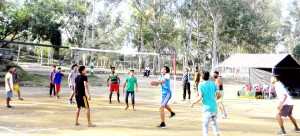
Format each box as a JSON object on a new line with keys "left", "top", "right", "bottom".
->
{"left": 0, "top": 74, "right": 299, "bottom": 136}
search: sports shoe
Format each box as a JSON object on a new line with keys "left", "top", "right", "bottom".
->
{"left": 169, "top": 112, "right": 176, "bottom": 118}
{"left": 181, "top": 99, "right": 186, "bottom": 101}
{"left": 68, "top": 99, "right": 73, "bottom": 104}
{"left": 293, "top": 128, "right": 300, "bottom": 133}
{"left": 6, "top": 105, "right": 14, "bottom": 109}
{"left": 222, "top": 114, "right": 227, "bottom": 119}
{"left": 156, "top": 123, "right": 166, "bottom": 129}
{"left": 275, "top": 130, "right": 286, "bottom": 135}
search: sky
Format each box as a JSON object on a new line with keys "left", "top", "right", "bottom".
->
{"left": 281, "top": 0, "right": 291, "bottom": 18}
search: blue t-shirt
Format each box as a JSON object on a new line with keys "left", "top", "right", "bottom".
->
{"left": 158, "top": 73, "right": 171, "bottom": 94}
{"left": 198, "top": 81, "right": 219, "bottom": 113}
{"left": 54, "top": 72, "right": 64, "bottom": 84}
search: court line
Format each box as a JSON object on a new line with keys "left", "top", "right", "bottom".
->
{"left": 20, "top": 116, "right": 157, "bottom": 133}
{"left": 0, "top": 126, "right": 27, "bottom": 136}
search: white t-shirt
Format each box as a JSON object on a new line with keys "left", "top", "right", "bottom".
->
{"left": 158, "top": 73, "right": 170, "bottom": 80}
{"left": 68, "top": 71, "right": 79, "bottom": 86}
{"left": 5, "top": 72, "right": 14, "bottom": 92}
{"left": 274, "top": 82, "right": 293, "bottom": 105}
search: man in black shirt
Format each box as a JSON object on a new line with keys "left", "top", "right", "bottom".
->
{"left": 74, "top": 66, "right": 95, "bottom": 127}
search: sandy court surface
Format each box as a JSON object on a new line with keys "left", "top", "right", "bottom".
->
{"left": 0, "top": 74, "right": 299, "bottom": 136}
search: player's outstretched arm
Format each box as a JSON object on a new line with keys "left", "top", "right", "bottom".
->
{"left": 156, "top": 78, "right": 167, "bottom": 85}
{"left": 191, "top": 94, "right": 203, "bottom": 108}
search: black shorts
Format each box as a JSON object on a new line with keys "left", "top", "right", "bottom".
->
{"left": 75, "top": 95, "right": 89, "bottom": 108}
{"left": 279, "top": 105, "right": 293, "bottom": 117}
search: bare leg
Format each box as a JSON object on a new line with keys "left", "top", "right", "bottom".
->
{"left": 117, "top": 92, "right": 120, "bottom": 103}
{"left": 75, "top": 108, "right": 81, "bottom": 126}
{"left": 18, "top": 92, "right": 20, "bottom": 99}
{"left": 277, "top": 114, "right": 285, "bottom": 132}
{"left": 125, "top": 103, "right": 129, "bottom": 110}
{"left": 132, "top": 104, "right": 135, "bottom": 111}
{"left": 86, "top": 107, "right": 95, "bottom": 127}
{"left": 160, "top": 106, "right": 165, "bottom": 122}
{"left": 218, "top": 102, "right": 226, "bottom": 115}
{"left": 6, "top": 98, "right": 10, "bottom": 106}
{"left": 69, "top": 91, "right": 75, "bottom": 100}
{"left": 288, "top": 115, "right": 299, "bottom": 129}
{"left": 109, "top": 92, "right": 113, "bottom": 104}
{"left": 165, "top": 105, "right": 173, "bottom": 113}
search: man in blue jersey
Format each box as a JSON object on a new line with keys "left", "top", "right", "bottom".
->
{"left": 191, "top": 71, "right": 222, "bottom": 136}
{"left": 150, "top": 66, "right": 176, "bottom": 128}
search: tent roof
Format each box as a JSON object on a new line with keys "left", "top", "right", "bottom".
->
{"left": 218, "top": 54, "right": 300, "bottom": 68}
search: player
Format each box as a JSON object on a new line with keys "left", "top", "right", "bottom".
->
{"left": 50, "top": 66, "right": 56, "bottom": 97}
{"left": 5, "top": 66, "right": 14, "bottom": 109}
{"left": 214, "top": 71, "right": 227, "bottom": 118}
{"left": 271, "top": 75, "right": 300, "bottom": 135}
{"left": 68, "top": 64, "right": 79, "bottom": 104}
{"left": 150, "top": 66, "right": 176, "bottom": 128}
{"left": 182, "top": 67, "right": 191, "bottom": 101}
{"left": 191, "top": 71, "right": 222, "bottom": 136}
{"left": 12, "top": 66, "right": 23, "bottom": 100}
{"left": 107, "top": 67, "right": 121, "bottom": 104}
{"left": 122, "top": 70, "right": 138, "bottom": 111}
{"left": 194, "top": 67, "right": 200, "bottom": 97}
{"left": 74, "top": 66, "right": 95, "bottom": 127}
{"left": 53, "top": 67, "right": 65, "bottom": 99}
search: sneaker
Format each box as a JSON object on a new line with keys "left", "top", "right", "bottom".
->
{"left": 275, "top": 130, "right": 286, "bottom": 135}
{"left": 68, "top": 99, "right": 73, "bottom": 104}
{"left": 222, "top": 114, "right": 227, "bottom": 119}
{"left": 181, "top": 99, "right": 186, "bottom": 101}
{"left": 6, "top": 105, "right": 14, "bottom": 109}
{"left": 169, "top": 112, "right": 176, "bottom": 118}
{"left": 293, "top": 128, "right": 300, "bottom": 133}
{"left": 156, "top": 123, "right": 166, "bottom": 129}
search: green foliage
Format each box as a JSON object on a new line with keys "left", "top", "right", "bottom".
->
{"left": 293, "top": 44, "right": 300, "bottom": 61}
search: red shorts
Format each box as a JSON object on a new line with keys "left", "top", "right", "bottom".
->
{"left": 110, "top": 83, "right": 119, "bottom": 92}
{"left": 55, "top": 84, "right": 61, "bottom": 93}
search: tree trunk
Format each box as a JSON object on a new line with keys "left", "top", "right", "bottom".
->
{"left": 212, "top": 17, "right": 220, "bottom": 72}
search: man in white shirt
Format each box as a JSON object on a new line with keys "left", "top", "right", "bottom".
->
{"left": 68, "top": 64, "right": 78, "bottom": 104}
{"left": 5, "top": 66, "right": 15, "bottom": 109}
{"left": 271, "top": 75, "right": 300, "bottom": 135}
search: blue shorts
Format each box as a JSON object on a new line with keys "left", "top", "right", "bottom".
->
{"left": 70, "top": 86, "right": 74, "bottom": 92}
{"left": 7, "top": 91, "right": 12, "bottom": 99}
{"left": 161, "top": 93, "right": 172, "bottom": 107}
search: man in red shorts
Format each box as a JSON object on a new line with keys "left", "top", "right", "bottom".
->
{"left": 107, "top": 67, "right": 120, "bottom": 104}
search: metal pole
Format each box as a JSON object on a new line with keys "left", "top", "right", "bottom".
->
{"left": 41, "top": 48, "right": 43, "bottom": 65}
{"left": 173, "top": 52, "right": 177, "bottom": 104}
{"left": 17, "top": 45, "right": 21, "bottom": 65}
{"left": 269, "top": 67, "right": 275, "bottom": 99}
{"left": 91, "top": 0, "right": 96, "bottom": 75}
{"left": 248, "top": 67, "right": 250, "bottom": 83}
